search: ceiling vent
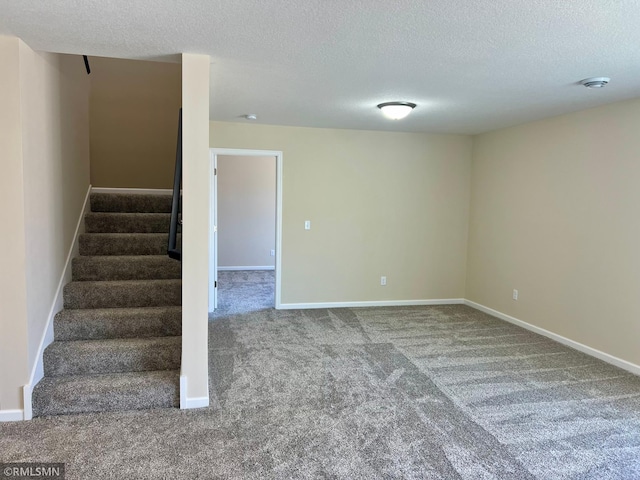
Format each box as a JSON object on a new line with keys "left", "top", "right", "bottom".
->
{"left": 579, "top": 77, "right": 610, "bottom": 89}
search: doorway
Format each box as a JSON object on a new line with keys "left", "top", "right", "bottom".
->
{"left": 209, "top": 149, "right": 283, "bottom": 312}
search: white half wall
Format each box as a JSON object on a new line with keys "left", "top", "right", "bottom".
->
{"left": 180, "top": 53, "right": 210, "bottom": 409}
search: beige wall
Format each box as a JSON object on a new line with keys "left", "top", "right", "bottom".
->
{"left": 0, "top": 37, "right": 90, "bottom": 412}
{"left": 20, "top": 46, "right": 91, "bottom": 379}
{"left": 217, "top": 155, "right": 276, "bottom": 268}
{"left": 467, "top": 98, "right": 640, "bottom": 366}
{"left": 210, "top": 122, "right": 473, "bottom": 304}
{"left": 0, "top": 36, "right": 30, "bottom": 412}
{"left": 181, "top": 54, "right": 210, "bottom": 405}
{"left": 89, "top": 57, "right": 181, "bottom": 189}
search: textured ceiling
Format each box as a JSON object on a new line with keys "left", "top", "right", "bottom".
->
{"left": 2, "top": 0, "right": 640, "bottom": 134}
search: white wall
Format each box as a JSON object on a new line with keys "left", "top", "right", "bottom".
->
{"left": 467, "top": 98, "right": 640, "bottom": 368}
{"left": 181, "top": 53, "right": 210, "bottom": 408}
{"left": 211, "top": 122, "right": 473, "bottom": 305}
{"left": 0, "top": 36, "right": 90, "bottom": 414}
{"left": 217, "top": 155, "right": 276, "bottom": 268}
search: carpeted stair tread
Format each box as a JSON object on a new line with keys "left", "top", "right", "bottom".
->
{"left": 32, "top": 191, "right": 183, "bottom": 417}
{"left": 79, "top": 233, "right": 180, "bottom": 256}
{"left": 72, "top": 255, "right": 181, "bottom": 281}
{"left": 44, "top": 336, "right": 182, "bottom": 376}
{"left": 85, "top": 212, "right": 171, "bottom": 233}
{"left": 54, "top": 306, "right": 182, "bottom": 341}
{"left": 90, "top": 193, "right": 173, "bottom": 213}
{"left": 64, "top": 279, "right": 181, "bottom": 309}
{"left": 32, "top": 370, "right": 180, "bottom": 416}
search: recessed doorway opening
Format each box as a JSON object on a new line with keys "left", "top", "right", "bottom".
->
{"left": 209, "top": 149, "right": 283, "bottom": 312}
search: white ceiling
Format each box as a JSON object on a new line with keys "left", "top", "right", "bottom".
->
{"left": 2, "top": 0, "right": 640, "bottom": 134}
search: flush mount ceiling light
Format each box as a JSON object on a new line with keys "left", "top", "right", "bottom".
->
{"left": 244, "top": 114, "right": 258, "bottom": 120}
{"left": 377, "top": 102, "right": 417, "bottom": 120}
{"left": 579, "top": 77, "right": 610, "bottom": 89}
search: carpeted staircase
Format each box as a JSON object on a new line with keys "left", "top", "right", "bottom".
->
{"left": 32, "top": 192, "right": 182, "bottom": 416}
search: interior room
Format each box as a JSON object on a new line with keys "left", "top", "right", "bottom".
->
{"left": 1, "top": 2, "right": 640, "bottom": 478}
{"left": 216, "top": 154, "right": 277, "bottom": 312}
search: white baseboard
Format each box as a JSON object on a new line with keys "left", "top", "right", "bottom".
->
{"left": 464, "top": 300, "right": 640, "bottom": 376}
{"left": 218, "top": 266, "right": 275, "bottom": 271}
{"left": 278, "top": 298, "right": 465, "bottom": 310}
{"left": 91, "top": 187, "right": 173, "bottom": 195}
{"left": 22, "top": 184, "right": 92, "bottom": 421}
{"left": 0, "top": 410, "right": 24, "bottom": 422}
{"left": 179, "top": 375, "right": 209, "bottom": 409}
{"left": 22, "top": 384, "right": 32, "bottom": 421}
{"left": 180, "top": 375, "right": 187, "bottom": 409}
{"left": 183, "top": 396, "right": 210, "bottom": 409}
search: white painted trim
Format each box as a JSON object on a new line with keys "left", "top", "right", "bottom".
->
{"left": 91, "top": 187, "right": 173, "bottom": 195}
{"left": 464, "top": 300, "right": 640, "bottom": 376}
{"left": 179, "top": 375, "right": 209, "bottom": 409}
{"left": 0, "top": 410, "right": 24, "bottom": 422}
{"left": 274, "top": 152, "right": 283, "bottom": 310}
{"left": 209, "top": 148, "right": 283, "bottom": 311}
{"left": 183, "top": 396, "right": 210, "bottom": 409}
{"left": 218, "top": 266, "right": 275, "bottom": 271}
{"left": 209, "top": 151, "right": 218, "bottom": 311}
{"left": 22, "top": 385, "right": 32, "bottom": 421}
{"left": 180, "top": 375, "right": 187, "bottom": 409}
{"left": 211, "top": 148, "right": 282, "bottom": 157}
{"left": 279, "top": 298, "right": 465, "bottom": 310}
{"left": 22, "top": 184, "right": 92, "bottom": 421}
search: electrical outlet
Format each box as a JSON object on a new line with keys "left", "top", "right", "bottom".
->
{"left": 381, "top": 276, "right": 387, "bottom": 286}
{"left": 513, "top": 289, "right": 518, "bottom": 300}
{"left": 270, "top": 249, "right": 275, "bottom": 256}
{"left": 304, "top": 220, "right": 311, "bottom": 230}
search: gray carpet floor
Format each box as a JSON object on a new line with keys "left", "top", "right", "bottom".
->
{"left": 2, "top": 270, "right": 640, "bottom": 479}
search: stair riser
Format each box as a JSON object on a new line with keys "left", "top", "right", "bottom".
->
{"left": 72, "top": 256, "right": 181, "bottom": 281}
{"left": 44, "top": 340, "right": 181, "bottom": 376}
{"left": 64, "top": 281, "right": 181, "bottom": 309}
{"left": 85, "top": 213, "right": 171, "bottom": 233}
{"left": 54, "top": 308, "right": 182, "bottom": 341}
{"left": 79, "top": 234, "right": 180, "bottom": 256}
{"left": 90, "top": 193, "right": 173, "bottom": 213}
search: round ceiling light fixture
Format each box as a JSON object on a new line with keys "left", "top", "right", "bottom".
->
{"left": 377, "top": 102, "right": 417, "bottom": 120}
{"left": 244, "top": 114, "right": 258, "bottom": 120}
{"left": 579, "top": 77, "right": 610, "bottom": 89}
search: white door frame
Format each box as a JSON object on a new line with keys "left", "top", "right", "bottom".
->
{"left": 209, "top": 148, "right": 283, "bottom": 311}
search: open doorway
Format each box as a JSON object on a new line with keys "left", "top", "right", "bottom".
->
{"left": 209, "top": 149, "right": 283, "bottom": 313}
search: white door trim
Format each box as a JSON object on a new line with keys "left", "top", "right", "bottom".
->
{"left": 209, "top": 148, "right": 283, "bottom": 310}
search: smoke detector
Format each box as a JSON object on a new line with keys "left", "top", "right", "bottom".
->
{"left": 579, "top": 77, "right": 610, "bottom": 89}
